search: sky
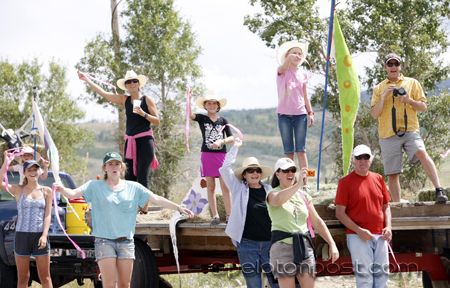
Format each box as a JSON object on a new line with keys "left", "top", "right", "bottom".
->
{"left": 1, "top": 0, "right": 445, "bottom": 123}
{"left": 0, "top": 0, "right": 342, "bottom": 122}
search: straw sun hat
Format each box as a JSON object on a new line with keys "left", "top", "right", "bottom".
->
{"left": 276, "top": 41, "right": 309, "bottom": 65}
{"left": 233, "top": 157, "right": 272, "bottom": 182}
{"left": 195, "top": 90, "right": 227, "bottom": 110}
{"left": 117, "top": 70, "right": 148, "bottom": 91}
{"left": 15, "top": 146, "right": 41, "bottom": 163}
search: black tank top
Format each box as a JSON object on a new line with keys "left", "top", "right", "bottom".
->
{"left": 125, "top": 96, "right": 152, "bottom": 136}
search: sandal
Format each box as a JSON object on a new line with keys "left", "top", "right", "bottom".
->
{"left": 210, "top": 215, "right": 220, "bottom": 225}
{"left": 225, "top": 214, "right": 230, "bottom": 224}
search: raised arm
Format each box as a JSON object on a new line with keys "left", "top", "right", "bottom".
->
{"left": 278, "top": 53, "right": 301, "bottom": 75}
{"left": 78, "top": 71, "right": 127, "bottom": 106}
{"left": 219, "top": 140, "right": 242, "bottom": 196}
{"left": 0, "top": 153, "right": 20, "bottom": 198}
{"left": 267, "top": 168, "right": 307, "bottom": 207}
{"left": 188, "top": 92, "right": 196, "bottom": 120}
{"left": 40, "top": 160, "right": 49, "bottom": 181}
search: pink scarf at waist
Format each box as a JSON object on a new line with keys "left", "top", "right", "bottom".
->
{"left": 124, "top": 129, "right": 159, "bottom": 176}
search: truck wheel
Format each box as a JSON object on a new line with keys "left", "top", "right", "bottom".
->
{"left": 130, "top": 238, "right": 159, "bottom": 288}
{"left": 0, "top": 260, "right": 16, "bottom": 288}
{"left": 422, "top": 251, "right": 450, "bottom": 288}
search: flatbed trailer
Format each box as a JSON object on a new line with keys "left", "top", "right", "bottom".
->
{"left": 2, "top": 199, "right": 449, "bottom": 287}
{"left": 132, "top": 201, "right": 450, "bottom": 287}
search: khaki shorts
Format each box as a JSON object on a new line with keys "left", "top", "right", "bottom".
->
{"left": 379, "top": 131, "right": 425, "bottom": 175}
{"left": 270, "top": 240, "right": 316, "bottom": 279}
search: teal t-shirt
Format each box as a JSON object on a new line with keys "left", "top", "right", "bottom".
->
{"left": 80, "top": 180, "right": 151, "bottom": 240}
{"left": 266, "top": 186, "right": 312, "bottom": 244}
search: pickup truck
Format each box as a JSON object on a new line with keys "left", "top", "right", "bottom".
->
{"left": 0, "top": 171, "right": 102, "bottom": 288}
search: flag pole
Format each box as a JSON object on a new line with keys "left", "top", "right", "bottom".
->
{"left": 32, "top": 87, "right": 38, "bottom": 160}
{"left": 317, "top": 0, "right": 336, "bottom": 190}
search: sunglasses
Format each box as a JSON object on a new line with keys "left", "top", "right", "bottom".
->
{"left": 280, "top": 167, "right": 297, "bottom": 174}
{"left": 386, "top": 62, "right": 400, "bottom": 67}
{"left": 245, "top": 168, "right": 262, "bottom": 174}
{"left": 355, "top": 154, "right": 371, "bottom": 160}
{"left": 125, "top": 79, "right": 139, "bottom": 85}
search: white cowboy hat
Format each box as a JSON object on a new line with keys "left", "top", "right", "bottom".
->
{"left": 234, "top": 157, "right": 272, "bottom": 182}
{"left": 117, "top": 70, "right": 148, "bottom": 91}
{"left": 195, "top": 90, "right": 227, "bottom": 110}
{"left": 276, "top": 41, "right": 309, "bottom": 65}
{"left": 15, "top": 146, "right": 41, "bottom": 163}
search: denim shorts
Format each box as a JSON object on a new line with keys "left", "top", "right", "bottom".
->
{"left": 94, "top": 237, "right": 135, "bottom": 261}
{"left": 278, "top": 114, "right": 307, "bottom": 154}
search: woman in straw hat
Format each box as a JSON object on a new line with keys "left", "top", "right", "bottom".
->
{"left": 276, "top": 41, "right": 314, "bottom": 190}
{"left": 55, "top": 151, "right": 193, "bottom": 288}
{"left": 1, "top": 153, "right": 53, "bottom": 288}
{"left": 189, "top": 90, "right": 234, "bottom": 225}
{"left": 8, "top": 146, "right": 49, "bottom": 185}
{"left": 266, "top": 158, "right": 339, "bottom": 287}
{"left": 219, "top": 138, "right": 278, "bottom": 287}
{"left": 78, "top": 70, "right": 160, "bottom": 213}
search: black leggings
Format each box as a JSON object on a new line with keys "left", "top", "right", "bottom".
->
{"left": 124, "top": 136, "right": 154, "bottom": 189}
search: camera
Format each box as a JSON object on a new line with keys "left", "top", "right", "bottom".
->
{"left": 393, "top": 87, "right": 406, "bottom": 96}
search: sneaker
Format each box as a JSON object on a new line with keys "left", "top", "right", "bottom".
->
{"left": 436, "top": 187, "right": 448, "bottom": 202}
{"left": 210, "top": 215, "right": 220, "bottom": 225}
{"left": 225, "top": 214, "right": 230, "bottom": 224}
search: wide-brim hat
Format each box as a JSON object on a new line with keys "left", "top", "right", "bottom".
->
{"left": 15, "top": 146, "right": 41, "bottom": 163}
{"left": 196, "top": 90, "right": 227, "bottom": 110}
{"left": 117, "top": 70, "right": 148, "bottom": 91}
{"left": 276, "top": 41, "right": 309, "bottom": 65}
{"left": 234, "top": 157, "right": 272, "bottom": 182}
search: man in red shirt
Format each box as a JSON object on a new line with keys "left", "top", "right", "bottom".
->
{"left": 335, "top": 144, "right": 392, "bottom": 288}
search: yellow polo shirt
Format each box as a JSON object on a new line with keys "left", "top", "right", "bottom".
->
{"left": 371, "top": 74, "right": 426, "bottom": 139}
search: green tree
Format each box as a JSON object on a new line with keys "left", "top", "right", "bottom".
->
{"left": 0, "top": 58, "right": 94, "bottom": 179}
{"left": 244, "top": 0, "right": 450, "bottom": 190}
{"left": 76, "top": 0, "right": 203, "bottom": 198}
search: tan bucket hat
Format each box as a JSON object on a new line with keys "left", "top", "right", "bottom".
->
{"left": 15, "top": 146, "right": 41, "bottom": 163}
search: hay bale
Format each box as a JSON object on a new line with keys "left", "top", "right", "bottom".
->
{"left": 136, "top": 207, "right": 212, "bottom": 224}
{"left": 208, "top": 192, "right": 227, "bottom": 222}
{"left": 417, "top": 187, "right": 450, "bottom": 202}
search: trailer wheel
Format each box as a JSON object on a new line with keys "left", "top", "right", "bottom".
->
{"left": 0, "top": 260, "right": 16, "bottom": 288}
{"left": 422, "top": 252, "right": 450, "bottom": 288}
{"left": 130, "top": 238, "right": 159, "bottom": 288}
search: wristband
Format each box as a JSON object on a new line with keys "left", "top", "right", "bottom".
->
{"left": 144, "top": 113, "right": 148, "bottom": 119}
{"left": 308, "top": 111, "right": 314, "bottom": 115}
{"left": 177, "top": 205, "right": 181, "bottom": 212}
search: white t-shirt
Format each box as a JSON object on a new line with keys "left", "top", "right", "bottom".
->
{"left": 12, "top": 164, "right": 44, "bottom": 185}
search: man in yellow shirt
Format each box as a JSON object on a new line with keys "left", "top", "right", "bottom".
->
{"left": 370, "top": 53, "right": 447, "bottom": 203}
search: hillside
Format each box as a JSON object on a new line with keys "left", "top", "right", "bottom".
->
{"left": 74, "top": 108, "right": 337, "bottom": 187}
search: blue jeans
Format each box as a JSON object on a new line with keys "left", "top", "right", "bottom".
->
{"left": 277, "top": 114, "right": 307, "bottom": 155}
{"left": 347, "top": 234, "right": 389, "bottom": 288}
{"left": 236, "top": 238, "right": 279, "bottom": 288}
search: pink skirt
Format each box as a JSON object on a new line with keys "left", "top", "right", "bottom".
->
{"left": 200, "top": 152, "right": 226, "bottom": 177}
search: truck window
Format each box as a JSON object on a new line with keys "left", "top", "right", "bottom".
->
{"left": 0, "top": 171, "right": 70, "bottom": 203}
